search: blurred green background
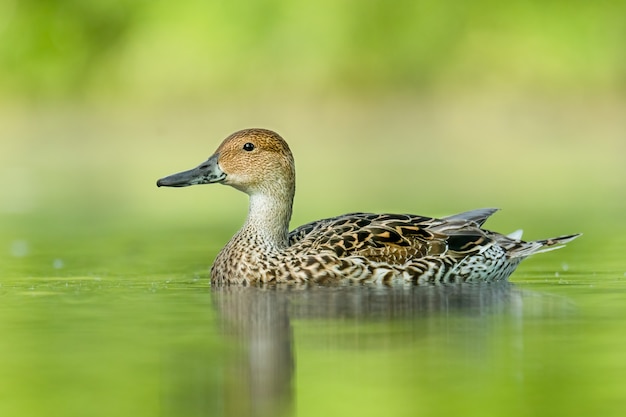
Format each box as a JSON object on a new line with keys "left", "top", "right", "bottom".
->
{"left": 1, "top": 2, "right": 626, "bottom": 417}
{"left": 2, "top": 0, "right": 624, "bottom": 262}
{"left": 1, "top": 0, "right": 625, "bottom": 99}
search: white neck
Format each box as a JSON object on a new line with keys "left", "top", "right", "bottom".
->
{"left": 240, "top": 187, "right": 294, "bottom": 250}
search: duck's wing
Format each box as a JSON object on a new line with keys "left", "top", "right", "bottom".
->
{"left": 288, "top": 209, "right": 501, "bottom": 264}
{"left": 441, "top": 207, "right": 499, "bottom": 226}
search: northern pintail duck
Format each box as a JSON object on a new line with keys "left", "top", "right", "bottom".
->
{"left": 157, "top": 128, "right": 579, "bottom": 285}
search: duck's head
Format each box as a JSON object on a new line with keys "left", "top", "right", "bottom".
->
{"left": 157, "top": 128, "right": 295, "bottom": 196}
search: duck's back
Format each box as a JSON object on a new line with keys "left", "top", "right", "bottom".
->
{"left": 288, "top": 209, "right": 499, "bottom": 263}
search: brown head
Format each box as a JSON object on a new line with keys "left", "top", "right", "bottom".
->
{"left": 157, "top": 128, "right": 295, "bottom": 197}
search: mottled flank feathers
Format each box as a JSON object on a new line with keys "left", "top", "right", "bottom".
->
{"left": 157, "top": 128, "right": 580, "bottom": 285}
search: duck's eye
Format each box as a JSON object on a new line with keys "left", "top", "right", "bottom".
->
{"left": 243, "top": 142, "right": 255, "bottom": 152}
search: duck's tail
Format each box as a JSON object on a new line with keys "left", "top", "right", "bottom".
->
{"left": 442, "top": 208, "right": 581, "bottom": 259}
{"left": 507, "top": 233, "right": 581, "bottom": 258}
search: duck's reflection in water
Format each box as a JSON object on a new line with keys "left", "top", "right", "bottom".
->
{"left": 210, "top": 282, "right": 557, "bottom": 417}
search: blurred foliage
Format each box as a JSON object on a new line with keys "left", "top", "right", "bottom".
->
{"left": 0, "top": 0, "right": 625, "bottom": 101}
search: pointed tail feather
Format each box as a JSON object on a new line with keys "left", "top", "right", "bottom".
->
{"left": 510, "top": 233, "right": 582, "bottom": 258}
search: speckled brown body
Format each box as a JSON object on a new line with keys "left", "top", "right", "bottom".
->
{"left": 157, "top": 129, "right": 580, "bottom": 286}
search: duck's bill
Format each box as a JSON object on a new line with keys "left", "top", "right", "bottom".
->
{"left": 157, "top": 154, "right": 226, "bottom": 187}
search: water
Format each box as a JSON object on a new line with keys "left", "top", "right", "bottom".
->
{"left": 1, "top": 266, "right": 624, "bottom": 417}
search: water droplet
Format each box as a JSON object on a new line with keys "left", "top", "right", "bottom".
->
{"left": 53, "top": 259, "right": 64, "bottom": 269}
{"left": 561, "top": 263, "right": 569, "bottom": 271}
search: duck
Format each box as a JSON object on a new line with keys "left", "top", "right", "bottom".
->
{"left": 157, "top": 128, "right": 580, "bottom": 286}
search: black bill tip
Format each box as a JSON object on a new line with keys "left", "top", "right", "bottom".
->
{"left": 156, "top": 174, "right": 192, "bottom": 187}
